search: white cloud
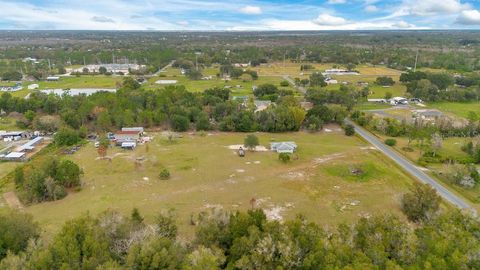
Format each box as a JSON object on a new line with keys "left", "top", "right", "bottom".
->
{"left": 328, "top": 0, "right": 346, "bottom": 4}
{"left": 365, "top": 5, "right": 378, "bottom": 12}
{"left": 401, "top": 0, "right": 470, "bottom": 16}
{"left": 393, "top": 20, "right": 415, "bottom": 28}
{"left": 91, "top": 16, "right": 115, "bottom": 23}
{"left": 313, "top": 14, "right": 348, "bottom": 26}
{"left": 239, "top": 5, "right": 262, "bottom": 15}
{"left": 456, "top": 10, "right": 480, "bottom": 25}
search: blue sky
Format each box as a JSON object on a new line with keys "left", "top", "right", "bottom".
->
{"left": 2, "top": 0, "right": 480, "bottom": 30}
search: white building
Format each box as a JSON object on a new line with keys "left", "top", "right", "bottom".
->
{"left": 322, "top": 69, "right": 359, "bottom": 76}
{"left": 73, "top": 64, "right": 145, "bottom": 74}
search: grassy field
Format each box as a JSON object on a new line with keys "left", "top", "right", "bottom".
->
{"left": 17, "top": 130, "right": 416, "bottom": 239}
{"left": 0, "top": 117, "right": 18, "bottom": 130}
{"left": 36, "top": 75, "right": 122, "bottom": 89}
{"left": 146, "top": 72, "right": 296, "bottom": 96}
{"left": 380, "top": 135, "right": 471, "bottom": 163}
{"left": 428, "top": 102, "right": 480, "bottom": 119}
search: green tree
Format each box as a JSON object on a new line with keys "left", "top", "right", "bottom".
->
{"left": 171, "top": 114, "right": 189, "bottom": 132}
{"left": 54, "top": 128, "right": 81, "bottom": 146}
{"left": 55, "top": 160, "right": 82, "bottom": 188}
{"left": 47, "top": 215, "right": 112, "bottom": 269}
{"left": 309, "top": 72, "right": 327, "bottom": 87}
{"left": 0, "top": 211, "right": 39, "bottom": 260}
{"left": 344, "top": 124, "right": 355, "bottom": 136}
{"left": 401, "top": 183, "right": 440, "bottom": 222}
{"left": 183, "top": 246, "right": 226, "bottom": 270}
{"left": 244, "top": 134, "right": 259, "bottom": 151}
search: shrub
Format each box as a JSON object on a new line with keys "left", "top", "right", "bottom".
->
{"left": 160, "top": 168, "right": 171, "bottom": 180}
{"left": 385, "top": 138, "right": 397, "bottom": 146}
{"left": 280, "top": 80, "right": 290, "bottom": 87}
{"left": 244, "top": 134, "right": 259, "bottom": 151}
{"left": 278, "top": 153, "right": 291, "bottom": 163}
{"left": 344, "top": 124, "right": 355, "bottom": 136}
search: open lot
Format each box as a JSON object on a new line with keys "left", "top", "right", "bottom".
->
{"left": 35, "top": 75, "right": 122, "bottom": 90}
{"left": 20, "top": 129, "right": 415, "bottom": 238}
{"left": 147, "top": 72, "right": 297, "bottom": 96}
{"left": 428, "top": 102, "right": 480, "bottom": 119}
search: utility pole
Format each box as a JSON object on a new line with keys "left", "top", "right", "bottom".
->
{"left": 414, "top": 50, "right": 419, "bottom": 72}
{"left": 48, "top": 59, "right": 51, "bottom": 71}
{"left": 195, "top": 52, "right": 201, "bottom": 71}
{"left": 83, "top": 56, "right": 86, "bottom": 66}
{"left": 283, "top": 50, "right": 287, "bottom": 69}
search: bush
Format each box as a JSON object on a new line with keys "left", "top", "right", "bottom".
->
{"left": 54, "top": 128, "right": 81, "bottom": 146}
{"left": 280, "top": 80, "right": 290, "bottom": 87}
{"left": 171, "top": 115, "right": 189, "bottom": 132}
{"left": 401, "top": 183, "right": 440, "bottom": 223}
{"left": 244, "top": 134, "right": 259, "bottom": 151}
{"left": 160, "top": 168, "right": 171, "bottom": 180}
{"left": 278, "top": 153, "right": 291, "bottom": 163}
{"left": 385, "top": 138, "right": 397, "bottom": 146}
{"left": 344, "top": 124, "right": 355, "bottom": 136}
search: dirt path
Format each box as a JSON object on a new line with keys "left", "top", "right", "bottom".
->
{"left": 3, "top": 192, "right": 23, "bottom": 209}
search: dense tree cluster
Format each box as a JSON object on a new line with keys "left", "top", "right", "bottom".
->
{"left": 1, "top": 203, "right": 479, "bottom": 269}
{"left": 401, "top": 71, "right": 480, "bottom": 102}
{"left": 0, "top": 78, "right": 350, "bottom": 134}
{"left": 14, "top": 157, "right": 82, "bottom": 204}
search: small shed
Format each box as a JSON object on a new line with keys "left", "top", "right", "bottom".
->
{"left": 270, "top": 142, "right": 297, "bottom": 154}
{"left": 46, "top": 76, "right": 60, "bottom": 81}
{"left": 121, "top": 141, "right": 136, "bottom": 150}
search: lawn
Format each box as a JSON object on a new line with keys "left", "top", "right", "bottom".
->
{"left": 0, "top": 117, "right": 18, "bottom": 130}
{"left": 428, "top": 102, "right": 480, "bottom": 119}
{"left": 36, "top": 75, "right": 122, "bottom": 89}
{"left": 146, "top": 71, "right": 297, "bottom": 96}
{"left": 19, "top": 130, "right": 415, "bottom": 239}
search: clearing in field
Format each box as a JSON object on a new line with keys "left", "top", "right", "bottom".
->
{"left": 428, "top": 102, "right": 480, "bottom": 119}
{"left": 36, "top": 75, "right": 122, "bottom": 89}
{"left": 22, "top": 129, "right": 415, "bottom": 238}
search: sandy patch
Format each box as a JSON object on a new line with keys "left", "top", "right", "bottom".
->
{"left": 281, "top": 171, "right": 306, "bottom": 180}
{"left": 227, "top": 145, "right": 268, "bottom": 152}
{"left": 313, "top": 153, "right": 344, "bottom": 165}
{"left": 254, "top": 161, "right": 261, "bottom": 164}
{"left": 264, "top": 206, "right": 285, "bottom": 221}
{"left": 236, "top": 169, "right": 245, "bottom": 173}
{"left": 3, "top": 192, "right": 23, "bottom": 209}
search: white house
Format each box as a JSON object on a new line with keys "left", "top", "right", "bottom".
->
{"left": 28, "top": 84, "right": 39, "bottom": 90}
{"left": 390, "top": 97, "right": 408, "bottom": 105}
{"left": 270, "top": 142, "right": 297, "bottom": 154}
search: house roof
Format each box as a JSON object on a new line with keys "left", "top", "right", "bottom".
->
{"left": 271, "top": 142, "right": 297, "bottom": 150}
{"left": 115, "top": 130, "right": 141, "bottom": 135}
{"left": 5, "top": 152, "right": 25, "bottom": 158}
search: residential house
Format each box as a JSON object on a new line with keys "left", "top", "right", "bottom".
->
{"left": 270, "top": 142, "right": 297, "bottom": 154}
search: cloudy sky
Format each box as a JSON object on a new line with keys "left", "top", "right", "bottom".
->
{"left": 2, "top": 0, "right": 480, "bottom": 30}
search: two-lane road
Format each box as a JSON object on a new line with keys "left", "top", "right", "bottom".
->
{"left": 346, "top": 120, "right": 475, "bottom": 213}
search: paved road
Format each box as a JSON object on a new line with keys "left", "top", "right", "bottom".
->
{"left": 346, "top": 119, "right": 475, "bottom": 213}
{"left": 283, "top": 75, "right": 306, "bottom": 94}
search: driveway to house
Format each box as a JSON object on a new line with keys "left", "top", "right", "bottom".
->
{"left": 345, "top": 119, "right": 476, "bottom": 214}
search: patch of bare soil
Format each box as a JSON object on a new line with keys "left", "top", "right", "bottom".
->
{"left": 3, "top": 192, "right": 23, "bottom": 209}
{"left": 313, "top": 153, "right": 344, "bottom": 165}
